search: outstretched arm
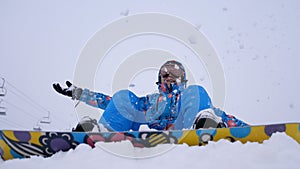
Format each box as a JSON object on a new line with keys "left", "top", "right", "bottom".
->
{"left": 53, "top": 81, "right": 111, "bottom": 110}
{"left": 79, "top": 88, "right": 111, "bottom": 110}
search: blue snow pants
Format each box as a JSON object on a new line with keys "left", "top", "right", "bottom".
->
{"left": 98, "top": 85, "right": 213, "bottom": 131}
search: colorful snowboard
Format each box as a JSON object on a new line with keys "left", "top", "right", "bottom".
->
{"left": 1, "top": 123, "right": 300, "bottom": 161}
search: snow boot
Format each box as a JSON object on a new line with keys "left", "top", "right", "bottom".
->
{"left": 192, "top": 108, "right": 226, "bottom": 129}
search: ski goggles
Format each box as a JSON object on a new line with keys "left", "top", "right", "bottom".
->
{"left": 160, "top": 65, "right": 185, "bottom": 84}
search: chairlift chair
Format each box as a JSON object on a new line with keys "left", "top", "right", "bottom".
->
{"left": 0, "top": 99, "right": 6, "bottom": 116}
{"left": 0, "top": 107, "right": 6, "bottom": 116}
{"left": 0, "top": 87, "right": 6, "bottom": 97}
{"left": 0, "top": 77, "right": 5, "bottom": 88}
{"left": 33, "top": 122, "right": 42, "bottom": 131}
{"left": 39, "top": 112, "right": 51, "bottom": 124}
{"left": 33, "top": 125, "right": 42, "bottom": 131}
{"left": 0, "top": 77, "right": 6, "bottom": 96}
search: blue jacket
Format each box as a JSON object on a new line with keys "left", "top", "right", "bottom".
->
{"left": 79, "top": 84, "right": 247, "bottom": 131}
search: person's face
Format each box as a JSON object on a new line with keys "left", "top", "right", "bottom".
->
{"left": 161, "top": 72, "right": 176, "bottom": 87}
{"left": 160, "top": 66, "right": 184, "bottom": 87}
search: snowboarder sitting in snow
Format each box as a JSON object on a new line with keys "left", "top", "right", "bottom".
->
{"left": 53, "top": 60, "right": 248, "bottom": 132}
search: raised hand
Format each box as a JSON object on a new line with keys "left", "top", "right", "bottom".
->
{"left": 53, "top": 81, "right": 82, "bottom": 100}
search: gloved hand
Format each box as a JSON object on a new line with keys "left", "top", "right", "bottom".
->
{"left": 53, "top": 81, "right": 82, "bottom": 100}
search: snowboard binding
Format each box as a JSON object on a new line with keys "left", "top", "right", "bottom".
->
{"left": 72, "top": 116, "right": 101, "bottom": 132}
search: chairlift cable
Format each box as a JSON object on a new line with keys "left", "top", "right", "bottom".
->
{"left": 0, "top": 119, "right": 20, "bottom": 128}
{"left": 0, "top": 118, "right": 27, "bottom": 129}
{"left": 4, "top": 88, "right": 45, "bottom": 116}
{"left": 1, "top": 77, "right": 71, "bottom": 124}
{"left": 3, "top": 100, "right": 39, "bottom": 121}
{"left": 5, "top": 80, "right": 50, "bottom": 113}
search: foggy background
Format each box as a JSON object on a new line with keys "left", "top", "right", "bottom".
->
{"left": 0, "top": 0, "right": 299, "bottom": 131}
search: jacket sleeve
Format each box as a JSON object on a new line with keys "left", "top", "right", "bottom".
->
{"left": 79, "top": 88, "right": 111, "bottom": 110}
{"left": 213, "top": 108, "right": 249, "bottom": 127}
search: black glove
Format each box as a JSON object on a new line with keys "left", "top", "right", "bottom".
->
{"left": 53, "top": 81, "right": 82, "bottom": 100}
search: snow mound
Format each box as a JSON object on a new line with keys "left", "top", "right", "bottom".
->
{"left": 0, "top": 133, "right": 299, "bottom": 169}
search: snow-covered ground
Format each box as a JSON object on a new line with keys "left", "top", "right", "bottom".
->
{"left": 1, "top": 0, "right": 300, "bottom": 168}
{"left": 0, "top": 133, "right": 299, "bottom": 169}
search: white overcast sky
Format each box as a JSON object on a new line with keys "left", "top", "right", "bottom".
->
{"left": 0, "top": 0, "right": 299, "bottom": 130}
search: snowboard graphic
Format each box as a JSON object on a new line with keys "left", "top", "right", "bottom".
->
{"left": 1, "top": 123, "right": 299, "bottom": 160}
